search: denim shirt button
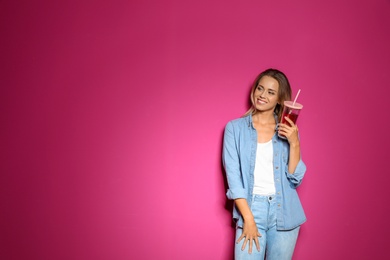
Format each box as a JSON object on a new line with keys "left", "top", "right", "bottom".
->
{"left": 275, "top": 166, "right": 279, "bottom": 169}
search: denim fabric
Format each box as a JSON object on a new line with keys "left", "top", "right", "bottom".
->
{"left": 222, "top": 114, "right": 307, "bottom": 230}
{"left": 235, "top": 195, "right": 300, "bottom": 260}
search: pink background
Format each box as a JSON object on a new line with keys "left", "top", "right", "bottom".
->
{"left": 1, "top": 0, "right": 390, "bottom": 259}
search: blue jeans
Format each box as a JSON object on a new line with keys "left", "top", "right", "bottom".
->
{"left": 234, "top": 195, "right": 300, "bottom": 260}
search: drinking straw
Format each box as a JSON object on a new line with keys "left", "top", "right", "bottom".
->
{"left": 292, "top": 89, "right": 301, "bottom": 106}
{"left": 287, "top": 89, "right": 301, "bottom": 116}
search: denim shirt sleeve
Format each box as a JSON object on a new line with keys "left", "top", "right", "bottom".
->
{"left": 285, "top": 158, "right": 306, "bottom": 188}
{"left": 222, "top": 121, "right": 246, "bottom": 200}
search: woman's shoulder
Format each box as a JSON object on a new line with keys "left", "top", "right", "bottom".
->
{"left": 225, "top": 115, "right": 250, "bottom": 129}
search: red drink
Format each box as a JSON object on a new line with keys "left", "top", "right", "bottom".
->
{"left": 281, "top": 111, "right": 299, "bottom": 126}
{"left": 278, "top": 101, "right": 303, "bottom": 139}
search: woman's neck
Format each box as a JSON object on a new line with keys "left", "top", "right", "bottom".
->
{"left": 252, "top": 111, "right": 275, "bottom": 125}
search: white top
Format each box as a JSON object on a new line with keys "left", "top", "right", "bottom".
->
{"left": 253, "top": 139, "right": 276, "bottom": 195}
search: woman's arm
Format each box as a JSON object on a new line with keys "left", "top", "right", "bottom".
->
{"left": 222, "top": 122, "right": 247, "bottom": 199}
{"left": 222, "top": 122, "right": 260, "bottom": 253}
{"left": 288, "top": 140, "right": 300, "bottom": 174}
{"left": 277, "top": 116, "right": 300, "bottom": 174}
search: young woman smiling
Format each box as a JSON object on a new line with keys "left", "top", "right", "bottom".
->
{"left": 223, "top": 68, "right": 307, "bottom": 259}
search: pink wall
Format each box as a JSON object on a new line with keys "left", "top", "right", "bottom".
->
{"left": 1, "top": 0, "right": 390, "bottom": 259}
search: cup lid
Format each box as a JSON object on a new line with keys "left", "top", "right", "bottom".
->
{"left": 284, "top": 101, "right": 303, "bottom": 109}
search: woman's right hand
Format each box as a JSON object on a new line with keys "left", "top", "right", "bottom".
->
{"left": 236, "top": 218, "right": 261, "bottom": 254}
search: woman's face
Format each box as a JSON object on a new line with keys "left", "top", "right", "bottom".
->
{"left": 253, "top": 75, "right": 280, "bottom": 112}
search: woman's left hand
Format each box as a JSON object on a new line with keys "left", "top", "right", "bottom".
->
{"left": 278, "top": 116, "right": 300, "bottom": 145}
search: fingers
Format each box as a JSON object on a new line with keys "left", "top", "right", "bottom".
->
{"left": 239, "top": 236, "right": 248, "bottom": 251}
{"left": 237, "top": 233, "right": 262, "bottom": 254}
{"left": 241, "top": 238, "right": 253, "bottom": 254}
{"left": 280, "top": 117, "right": 298, "bottom": 131}
{"left": 236, "top": 233, "right": 245, "bottom": 244}
{"left": 255, "top": 237, "right": 260, "bottom": 252}
{"left": 255, "top": 231, "right": 261, "bottom": 251}
{"left": 283, "top": 116, "right": 295, "bottom": 127}
{"left": 278, "top": 117, "right": 299, "bottom": 141}
{"left": 278, "top": 125, "right": 298, "bottom": 135}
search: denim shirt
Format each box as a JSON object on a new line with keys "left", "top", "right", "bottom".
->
{"left": 222, "top": 114, "right": 307, "bottom": 230}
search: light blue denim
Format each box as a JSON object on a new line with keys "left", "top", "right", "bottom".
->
{"left": 222, "top": 114, "right": 307, "bottom": 230}
{"left": 235, "top": 195, "right": 300, "bottom": 260}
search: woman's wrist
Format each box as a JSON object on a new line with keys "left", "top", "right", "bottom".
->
{"left": 289, "top": 141, "right": 300, "bottom": 148}
{"left": 242, "top": 214, "right": 254, "bottom": 222}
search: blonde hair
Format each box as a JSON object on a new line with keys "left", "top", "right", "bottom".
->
{"left": 243, "top": 68, "right": 292, "bottom": 122}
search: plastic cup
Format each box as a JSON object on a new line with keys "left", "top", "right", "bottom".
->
{"left": 278, "top": 101, "right": 303, "bottom": 139}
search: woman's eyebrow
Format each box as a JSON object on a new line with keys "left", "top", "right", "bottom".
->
{"left": 257, "top": 84, "right": 277, "bottom": 92}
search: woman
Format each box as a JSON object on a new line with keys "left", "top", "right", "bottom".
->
{"left": 222, "top": 68, "right": 306, "bottom": 259}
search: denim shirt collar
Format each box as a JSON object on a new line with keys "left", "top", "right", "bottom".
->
{"left": 245, "top": 113, "right": 279, "bottom": 131}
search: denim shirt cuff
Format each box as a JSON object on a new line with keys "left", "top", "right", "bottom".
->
{"left": 285, "top": 159, "right": 306, "bottom": 187}
{"left": 226, "top": 188, "right": 247, "bottom": 200}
